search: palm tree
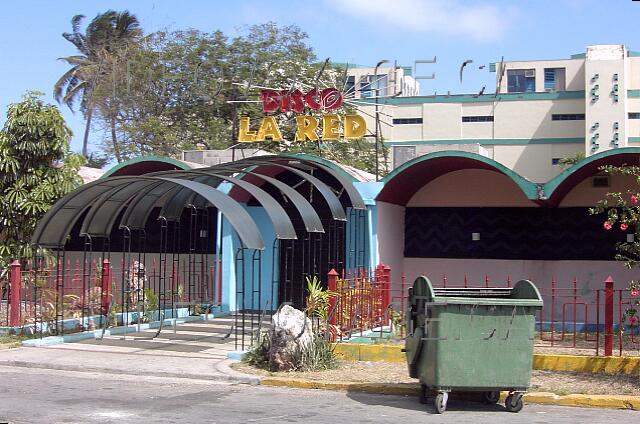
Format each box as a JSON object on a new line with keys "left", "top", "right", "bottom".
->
{"left": 54, "top": 11, "right": 141, "bottom": 158}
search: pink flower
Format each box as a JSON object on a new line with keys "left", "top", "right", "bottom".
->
{"left": 632, "top": 195, "right": 638, "bottom": 205}
{"left": 621, "top": 223, "right": 628, "bottom": 231}
{"left": 631, "top": 290, "right": 639, "bottom": 297}
{"left": 604, "top": 222, "right": 612, "bottom": 230}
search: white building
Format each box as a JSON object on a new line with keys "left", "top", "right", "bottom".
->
{"left": 356, "top": 45, "right": 640, "bottom": 183}
{"left": 344, "top": 64, "right": 420, "bottom": 99}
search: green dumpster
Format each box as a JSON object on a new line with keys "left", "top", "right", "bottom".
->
{"left": 405, "top": 276, "right": 543, "bottom": 414}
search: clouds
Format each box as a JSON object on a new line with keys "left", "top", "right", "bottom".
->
{"left": 324, "top": 0, "right": 513, "bottom": 43}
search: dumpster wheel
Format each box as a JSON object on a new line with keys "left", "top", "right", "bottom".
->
{"left": 434, "top": 392, "right": 448, "bottom": 414}
{"left": 505, "top": 393, "right": 524, "bottom": 413}
{"left": 482, "top": 391, "right": 500, "bottom": 404}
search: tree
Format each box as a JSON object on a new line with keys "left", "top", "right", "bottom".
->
{"left": 0, "top": 92, "right": 84, "bottom": 269}
{"left": 590, "top": 164, "right": 640, "bottom": 330}
{"left": 54, "top": 10, "right": 141, "bottom": 159}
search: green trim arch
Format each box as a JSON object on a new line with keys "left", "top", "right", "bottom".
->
{"left": 378, "top": 150, "right": 537, "bottom": 205}
{"left": 544, "top": 147, "right": 640, "bottom": 205}
{"left": 101, "top": 155, "right": 193, "bottom": 178}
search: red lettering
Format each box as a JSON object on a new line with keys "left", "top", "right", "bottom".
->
{"left": 303, "top": 89, "right": 321, "bottom": 111}
{"left": 261, "top": 90, "right": 279, "bottom": 113}
{"left": 260, "top": 88, "right": 343, "bottom": 113}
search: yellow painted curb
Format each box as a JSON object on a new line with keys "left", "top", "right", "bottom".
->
{"left": 260, "top": 377, "right": 640, "bottom": 410}
{"left": 333, "top": 343, "right": 640, "bottom": 374}
{"left": 532, "top": 354, "right": 640, "bottom": 375}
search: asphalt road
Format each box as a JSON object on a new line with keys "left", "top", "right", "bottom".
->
{"left": 0, "top": 365, "right": 636, "bottom": 424}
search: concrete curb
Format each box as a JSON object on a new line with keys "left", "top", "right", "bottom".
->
{"left": 216, "top": 360, "right": 260, "bottom": 385}
{"left": 259, "top": 377, "right": 640, "bottom": 410}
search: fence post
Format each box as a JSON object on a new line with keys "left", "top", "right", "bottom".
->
{"left": 327, "top": 269, "right": 338, "bottom": 326}
{"left": 604, "top": 276, "right": 614, "bottom": 356}
{"left": 101, "top": 259, "right": 111, "bottom": 316}
{"left": 382, "top": 264, "right": 391, "bottom": 313}
{"left": 9, "top": 260, "right": 21, "bottom": 327}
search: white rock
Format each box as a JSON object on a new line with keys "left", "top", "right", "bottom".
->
{"left": 268, "top": 304, "right": 312, "bottom": 371}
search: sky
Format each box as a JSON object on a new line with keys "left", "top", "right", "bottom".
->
{"left": 1, "top": 0, "right": 640, "bottom": 156}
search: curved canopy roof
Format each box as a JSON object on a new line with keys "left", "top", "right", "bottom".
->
{"left": 101, "top": 155, "right": 196, "bottom": 178}
{"left": 32, "top": 154, "right": 366, "bottom": 251}
{"left": 543, "top": 147, "right": 640, "bottom": 206}
{"left": 377, "top": 150, "right": 537, "bottom": 205}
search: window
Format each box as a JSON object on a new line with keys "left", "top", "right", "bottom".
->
{"left": 552, "top": 114, "right": 585, "bottom": 121}
{"left": 629, "top": 112, "right": 640, "bottom": 119}
{"left": 462, "top": 116, "right": 494, "bottom": 122}
{"left": 544, "top": 68, "right": 566, "bottom": 91}
{"left": 359, "top": 74, "right": 387, "bottom": 98}
{"left": 393, "top": 118, "right": 423, "bottom": 125}
{"left": 359, "top": 75, "right": 372, "bottom": 98}
{"left": 592, "top": 176, "right": 610, "bottom": 188}
{"left": 344, "top": 76, "right": 355, "bottom": 94}
{"left": 393, "top": 146, "right": 416, "bottom": 169}
{"left": 507, "top": 69, "right": 535, "bottom": 93}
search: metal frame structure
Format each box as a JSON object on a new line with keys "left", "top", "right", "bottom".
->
{"left": 26, "top": 155, "right": 367, "bottom": 350}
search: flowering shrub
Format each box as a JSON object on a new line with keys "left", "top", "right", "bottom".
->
{"left": 625, "top": 280, "right": 639, "bottom": 331}
{"left": 590, "top": 165, "right": 640, "bottom": 332}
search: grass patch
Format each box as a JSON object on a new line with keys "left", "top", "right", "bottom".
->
{"left": 0, "top": 333, "right": 31, "bottom": 349}
{"left": 244, "top": 332, "right": 338, "bottom": 372}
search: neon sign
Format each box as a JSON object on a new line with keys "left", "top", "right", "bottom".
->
{"left": 238, "top": 88, "right": 366, "bottom": 142}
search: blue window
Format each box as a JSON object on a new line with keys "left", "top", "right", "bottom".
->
{"left": 507, "top": 69, "right": 535, "bottom": 93}
{"left": 462, "top": 116, "right": 494, "bottom": 122}
{"left": 544, "top": 68, "right": 566, "bottom": 91}
{"left": 344, "top": 76, "right": 355, "bottom": 94}
{"left": 629, "top": 112, "right": 640, "bottom": 119}
{"left": 552, "top": 114, "right": 585, "bottom": 121}
{"left": 393, "top": 118, "right": 423, "bottom": 125}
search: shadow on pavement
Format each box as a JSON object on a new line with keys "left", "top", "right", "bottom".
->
{"left": 346, "top": 391, "right": 508, "bottom": 415}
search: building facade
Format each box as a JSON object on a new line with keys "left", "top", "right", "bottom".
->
{"left": 355, "top": 45, "right": 640, "bottom": 183}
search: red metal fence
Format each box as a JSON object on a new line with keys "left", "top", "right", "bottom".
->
{"left": 422, "top": 273, "right": 639, "bottom": 357}
{"left": 1, "top": 257, "right": 220, "bottom": 335}
{"left": 327, "top": 264, "right": 408, "bottom": 341}
{"left": 4, "top": 258, "right": 639, "bottom": 357}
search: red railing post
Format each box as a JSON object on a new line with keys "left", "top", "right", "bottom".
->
{"left": 9, "top": 260, "right": 21, "bottom": 327}
{"left": 381, "top": 264, "right": 391, "bottom": 313}
{"left": 328, "top": 269, "right": 338, "bottom": 326}
{"left": 604, "top": 276, "right": 614, "bottom": 356}
{"left": 101, "top": 259, "right": 111, "bottom": 316}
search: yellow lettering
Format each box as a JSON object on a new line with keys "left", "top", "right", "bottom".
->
{"left": 322, "top": 114, "right": 340, "bottom": 140}
{"left": 344, "top": 114, "right": 366, "bottom": 139}
{"left": 256, "top": 116, "right": 283, "bottom": 142}
{"left": 295, "top": 116, "right": 319, "bottom": 141}
{"left": 238, "top": 117, "right": 257, "bottom": 142}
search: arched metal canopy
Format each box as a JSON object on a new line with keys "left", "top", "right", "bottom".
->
{"left": 221, "top": 161, "right": 347, "bottom": 221}
{"left": 230, "top": 155, "right": 366, "bottom": 210}
{"left": 142, "top": 170, "right": 298, "bottom": 239}
{"left": 31, "top": 176, "right": 265, "bottom": 250}
{"left": 147, "top": 167, "right": 325, "bottom": 233}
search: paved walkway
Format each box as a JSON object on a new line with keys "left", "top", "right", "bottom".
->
{"left": 0, "top": 318, "right": 255, "bottom": 383}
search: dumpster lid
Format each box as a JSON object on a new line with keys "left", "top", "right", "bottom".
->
{"left": 414, "top": 277, "right": 543, "bottom": 307}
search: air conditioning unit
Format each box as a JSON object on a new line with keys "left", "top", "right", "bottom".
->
{"left": 525, "top": 69, "right": 535, "bottom": 78}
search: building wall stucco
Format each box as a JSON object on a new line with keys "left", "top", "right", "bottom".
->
{"left": 375, "top": 201, "right": 405, "bottom": 279}
{"left": 406, "top": 169, "right": 536, "bottom": 207}
{"left": 559, "top": 174, "right": 638, "bottom": 207}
